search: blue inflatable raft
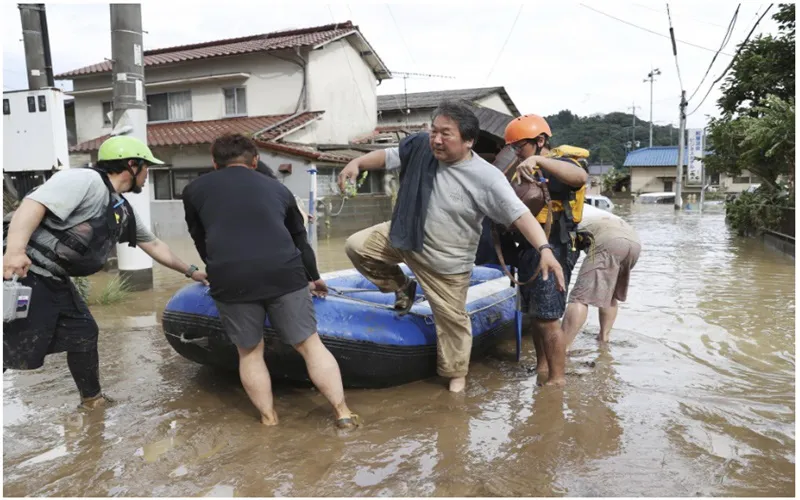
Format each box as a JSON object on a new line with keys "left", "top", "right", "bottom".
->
{"left": 162, "top": 265, "right": 516, "bottom": 388}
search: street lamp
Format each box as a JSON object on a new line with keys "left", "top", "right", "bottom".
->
{"left": 644, "top": 68, "right": 662, "bottom": 148}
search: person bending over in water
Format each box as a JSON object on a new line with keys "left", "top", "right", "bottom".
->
{"left": 183, "top": 133, "right": 358, "bottom": 429}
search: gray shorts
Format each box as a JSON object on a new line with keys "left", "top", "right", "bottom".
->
{"left": 214, "top": 286, "right": 317, "bottom": 349}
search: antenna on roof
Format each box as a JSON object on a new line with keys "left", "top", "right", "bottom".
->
{"left": 390, "top": 71, "right": 455, "bottom": 125}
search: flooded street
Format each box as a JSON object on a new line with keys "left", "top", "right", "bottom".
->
{"left": 3, "top": 202, "right": 795, "bottom": 497}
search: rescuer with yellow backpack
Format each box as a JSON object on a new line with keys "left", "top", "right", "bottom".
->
{"left": 503, "top": 114, "right": 589, "bottom": 387}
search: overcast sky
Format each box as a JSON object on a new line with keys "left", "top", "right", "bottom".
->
{"left": 2, "top": 1, "right": 779, "bottom": 132}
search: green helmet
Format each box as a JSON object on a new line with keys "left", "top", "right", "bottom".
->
{"left": 97, "top": 135, "right": 164, "bottom": 165}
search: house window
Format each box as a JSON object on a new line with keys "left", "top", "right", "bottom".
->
{"left": 223, "top": 87, "right": 247, "bottom": 116}
{"left": 709, "top": 173, "right": 720, "bottom": 185}
{"left": 27, "top": 96, "right": 36, "bottom": 113}
{"left": 147, "top": 91, "right": 192, "bottom": 123}
{"left": 37, "top": 95, "right": 47, "bottom": 112}
{"left": 2, "top": 99, "right": 9, "bottom": 115}
{"left": 102, "top": 101, "right": 113, "bottom": 126}
{"left": 151, "top": 170, "right": 172, "bottom": 200}
{"left": 151, "top": 167, "right": 213, "bottom": 200}
{"left": 733, "top": 176, "right": 751, "bottom": 184}
{"left": 172, "top": 169, "right": 211, "bottom": 199}
{"left": 663, "top": 180, "right": 673, "bottom": 192}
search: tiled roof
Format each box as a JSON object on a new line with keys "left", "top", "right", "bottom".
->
{"left": 624, "top": 146, "right": 712, "bottom": 167}
{"left": 255, "top": 141, "right": 356, "bottom": 165}
{"left": 470, "top": 104, "right": 514, "bottom": 141}
{"left": 377, "top": 86, "right": 521, "bottom": 116}
{"left": 70, "top": 112, "right": 324, "bottom": 153}
{"left": 56, "top": 21, "right": 390, "bottom": 80}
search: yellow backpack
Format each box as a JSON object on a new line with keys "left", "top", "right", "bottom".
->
{"left": 536, "top": 145, "right": 589, "bottom": 225}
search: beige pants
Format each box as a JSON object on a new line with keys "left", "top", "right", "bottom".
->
{"left": 344, "top": 222, "right": 472, "bottom": 378}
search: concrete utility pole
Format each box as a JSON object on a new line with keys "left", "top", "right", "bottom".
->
{"left": 18, "top": 4, "right": 54, "bottom": 89}
{"left": 628, "top": 102, "right": 641, "bottom": 145}
{"left": 675, "top": 91, "right": 687, "bottom": 211}
{"left": 644, "top": 68, "right": 661, "bottom": 148}
{"left": 110, "top": 3, "right": 153, "bottom": 291}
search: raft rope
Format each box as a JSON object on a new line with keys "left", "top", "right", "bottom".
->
{"left": 164, "top": 331, "right": 211, "bottom": 349}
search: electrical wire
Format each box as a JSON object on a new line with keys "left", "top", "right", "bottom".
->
{"left": 666, "top": 4, "right": 685, "bottom": 92}
{"left": 687, "top": 4, "right": 740, "bottom": 102}
{"left": 579, "top": 3, "right": 735, "bottom": 56}
{"left": 484, "top": 5, "right": 524, "bottom": 85}
{"left": 688, "top": 4, "right": 774, "bottom": 116}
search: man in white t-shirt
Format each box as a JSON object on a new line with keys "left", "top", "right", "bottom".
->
{"left": 338, "top": 100, "right": 564, "bottom": 393}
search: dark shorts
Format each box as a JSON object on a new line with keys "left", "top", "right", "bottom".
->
{"left": 214, "top": 286, "right": 317, "bottom": 350}
{"left": 517, "top": 239, "right": 577, "bottom": 321}
{"left": 3, "top": 272, "right": 99, "bottom": 370}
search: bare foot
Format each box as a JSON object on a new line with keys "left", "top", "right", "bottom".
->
{"left": 597, "top": 333, "right": 610, "bottom": 343}
{"left": 536, "top": 363, "right": 550, "bottom": 378}
{"left": 78, "top": 393, "right": 114, "bottom": 411}
{"left": 260, "top": 409, "right": 279, "bottom": 426}
{"left": 448, "top": 376, "right": 466, "bottom": 393}
{"left": 544, "top": 377, "right": 566, "bottom": 387}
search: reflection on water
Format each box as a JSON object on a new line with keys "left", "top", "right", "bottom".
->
{"left": 3, "top": 203, "right": 795, "bottom": 496}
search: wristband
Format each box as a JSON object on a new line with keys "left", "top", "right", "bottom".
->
{"left": 185, "top": 264, "right": 199, "bottom": 278}
{"left": 537, "top": 243, "right": 554, "bottom": 254}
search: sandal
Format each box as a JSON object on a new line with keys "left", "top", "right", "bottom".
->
{"left": 335, "top": 413, "right": 362, "bottom": 430}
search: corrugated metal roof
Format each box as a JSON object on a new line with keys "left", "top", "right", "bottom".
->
{"left": 56, "top": 22, "right": 390, "bottom": 80}
{"left": 70, "top": 112, "right": 324, "bottom": 153}
{"left": 377, "top": 87, "right": 520, "bottom": 116}
{"left": 623, "top": 146, "right": 710, "bottom": 167}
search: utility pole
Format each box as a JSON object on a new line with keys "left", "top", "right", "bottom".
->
{"left": 675, "top": 91, "right": 687, "bottom": 211}
{"left": 643, "top": 68, "right": 661, "bottom": 148}
{"left": 18, "top": 4, "right": 54, "bottom": 89}
{"left": 110, "top": 3, "right": 153, "bottom": 291}
{"left": 628, "top": 102, "right": 641, "bottom": 145}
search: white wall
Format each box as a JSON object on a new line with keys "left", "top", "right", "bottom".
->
{"left": 70, "top": 51, "right": 305, "bottom": 144}
{"left": 307, "top": 38, "right": 377, "bottom": 143}
{"left": 475, "top": 93, "right": 513, "bottom": 115}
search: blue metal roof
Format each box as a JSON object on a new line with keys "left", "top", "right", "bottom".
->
{"left": 623, "top": 146, "right": 712, "bottom": 167}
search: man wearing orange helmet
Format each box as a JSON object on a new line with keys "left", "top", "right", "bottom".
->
{"left": 502, "top": 114, "right": 589, "bottom": 386}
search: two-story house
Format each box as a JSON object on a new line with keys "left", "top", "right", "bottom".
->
{"left": 57, "top": 21, "right": 391, "bottom": 239}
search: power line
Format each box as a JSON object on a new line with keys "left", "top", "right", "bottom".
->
{"left": 666, "top": 4, "right": 685, "bottom": 93}
{"left": 483, "top": 5, "right": 524, "bottom": 85}
{"left": 687, "top": 4, "right": 740, "bottom": 102}
{"left": 385, "top": 5, "right": 416, "bottom": 67}
{"left": 688, "top": 4, "right": 774, "bottom": 116}
{"left": 579, "top": 3, "right": 735, "bottom": 56}
{"left": 632, "top": 3, "right": 728, "bottom": 29}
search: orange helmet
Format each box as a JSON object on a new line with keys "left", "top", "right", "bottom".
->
{"left": 504, "top": 114, "right": 552, "bottom": 145}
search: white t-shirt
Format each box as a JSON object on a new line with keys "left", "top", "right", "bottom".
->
{"left": 386, "top": 148, "right": 529, "bottom": 274}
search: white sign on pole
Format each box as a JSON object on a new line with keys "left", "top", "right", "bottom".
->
{"left": 686, "top": 128, "right": 704, "bottom": 185}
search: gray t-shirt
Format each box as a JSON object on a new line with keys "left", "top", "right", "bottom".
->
{"left": 18, "top": 168, "right": 156, "bottom": 277}
{"left": 386, "top": 148, "right": 529, "bottom": 274}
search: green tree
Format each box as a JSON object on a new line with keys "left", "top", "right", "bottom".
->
{"left": 705, "top": 4, "right": 795, "bottom": 188}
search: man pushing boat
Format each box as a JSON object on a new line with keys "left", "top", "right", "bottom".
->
{"left": 338, "top": 100, "right": 564, "bottom": 393}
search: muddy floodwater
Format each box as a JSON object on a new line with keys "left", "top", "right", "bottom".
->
{"left": 3, "top": 202, "right": 795, "bottom": 497}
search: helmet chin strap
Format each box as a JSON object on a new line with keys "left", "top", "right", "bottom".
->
{"left": 125, "top": 160, "right": 145, "bottom": 194}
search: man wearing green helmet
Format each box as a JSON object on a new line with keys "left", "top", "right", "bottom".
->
{"left": 2, "top": 134, "right": 207, "bottom": 410}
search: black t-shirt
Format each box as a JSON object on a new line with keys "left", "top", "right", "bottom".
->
{"left": 182, "top": 166, "right": 310, "bottom": 302}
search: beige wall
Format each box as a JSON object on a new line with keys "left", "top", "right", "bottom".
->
{"left": 306, "top": 39, "right": 378, "bottom": 143}
{"left": 475, "top": 93, "right": 514, "bottom": 115}
{"left": 631, "top": 166, "right": 677, "bottom": 193}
